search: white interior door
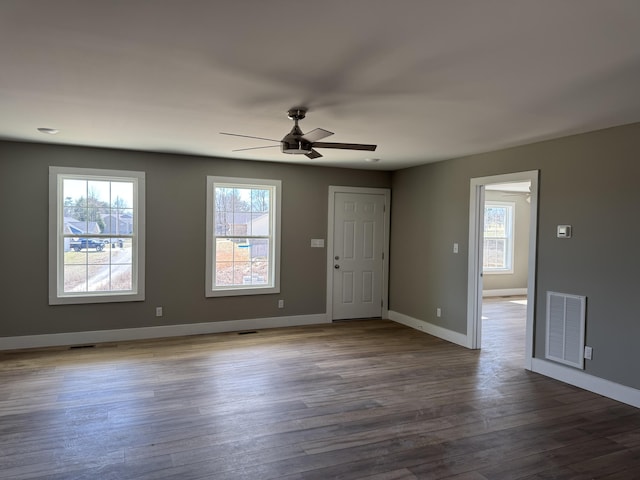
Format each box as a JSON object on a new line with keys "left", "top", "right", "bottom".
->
{"left": 332, "top": 192, "right": 385, "bottom": 320}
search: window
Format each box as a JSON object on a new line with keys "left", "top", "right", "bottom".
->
{"left": 483, "top": 202, "right": 514, "bottom": 273}
{"left": 206, "top": 176, "right": 281, "bottom": 297}
{"left": 49, "top": 167, "right": 145, "bottom": 304}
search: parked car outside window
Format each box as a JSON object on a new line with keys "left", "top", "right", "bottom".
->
{"left": 69, "top": 238, "right": 105, "bottom": 252}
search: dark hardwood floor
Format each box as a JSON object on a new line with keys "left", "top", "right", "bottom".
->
{"left": 1, "top": 300, "right": 639, "bottom": 479}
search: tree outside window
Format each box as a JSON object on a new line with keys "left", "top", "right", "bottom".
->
{"left": 206, "top": 177, "right": 281, "bottom": 297}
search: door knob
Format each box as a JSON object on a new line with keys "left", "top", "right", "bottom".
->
{"left": 334, "top": 264, "right": 340, "bottom": 269}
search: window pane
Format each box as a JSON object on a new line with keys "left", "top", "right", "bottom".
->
{"left": 64, "top": 247, "right": 86, "bottom": 264}
{"left": 111, "top": 181, "right": 133, "bottom": 209}
{"left": 484, "top": 238, "right": 506, "bottom": 268}
{"left": 111, "top": 265, "right": 132, "bottom": 291}
{"left": 250, "top": 238, "right": 269, "bottom": 262}
{"left": 88, "top": 247, "right": 110, "bottom": 265}
{"left": 216, "top": 238, "right": 233, "bottom": 263}
{"left": 250, "top": 238, "right": 270, "bottom": 284}
{"left": 234, "top": 239, "right": 251, "bottom": 263}
{"left": 216, "top": 187, "right": 235, "bottom": 213}
{"left": 251, "top": 188, "right": 269, "bottom": 212}
{"left": 87, "top": 180, "right": 110, "bottom": 204}
{"left": 215, "top": 262, "right": 234, "bottom": 286}
{"left": 251, "top": 213, "right": 269, "bottom": 236}
{"left": 110, "top": 246, "right": 131, "bottom": 264}
{"left": 485, "top": 206, "right": 507, "bottom": 237}
{"left": 103, "top": 208, "right": 134, "bottom": 236}
{"left": 88, "top": 264, "right": 111, "bottom": 291}
{"left": 64, "top": 265, "right": 87, "bottom": 292}
{"left": 234, "top": 262, "right": 251, "bottom": 284}
{"left": 63, "top": 179, "right": 86, "bottom": 202}
{"left": 233, "top": 188, "right": 251, "bottom": 213}
{"left": 231, "top": 212, "right": 249, "bottom": 235}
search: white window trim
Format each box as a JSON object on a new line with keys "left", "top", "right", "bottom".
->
{"left": 48, "top": 166, "right": 145, "bottom": 305}
{"left": 205, "top": 176, "right": 281, "bottom": 297}
{"left": 483, "top": 201, "right": 514, "bottom": 275}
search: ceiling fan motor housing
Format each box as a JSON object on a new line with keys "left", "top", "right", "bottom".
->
{"left": 281, "top": 124, "right": 312, "bottom": 154}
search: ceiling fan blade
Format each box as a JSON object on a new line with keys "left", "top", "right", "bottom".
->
{"left": 220, "top": 132, "right": 281, "bottom": 143}
{"left": 312, "top": 142, "right": 377, "bottom": 151}
{"left": 305, "top": 149, "right": 323, "bottom": 159}
{"left": 302, "top": 128, "right": 334, "bottom": 142}
{"left": 232, "top": 145, "right": 281, "bottom": 152}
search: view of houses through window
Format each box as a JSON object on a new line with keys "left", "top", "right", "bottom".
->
{"left": 206, "top": 176, "right": 281, "bottom": 297}
{"left": 62, "top": 178, "right": 134, "bottom": 292}
{"left": 214, "top": 185, "right": 271, "bottom": 287}
{"left": 50, "top": 167, "right": 144, "bottom": 304}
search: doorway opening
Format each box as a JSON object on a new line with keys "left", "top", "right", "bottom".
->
{"left": 467, "top": 171, "right": 539, "bottom": 370}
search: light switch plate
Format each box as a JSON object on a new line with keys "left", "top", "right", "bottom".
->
{"left": 310, "top": 239, "right": 325, "bottom": 248}
{"left": 557, "top": 225, "right": 572, "bottom": 238}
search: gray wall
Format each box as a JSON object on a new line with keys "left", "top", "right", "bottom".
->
{"left": 482, "top": 190, "right": 530, "bottom": 292}
{"left": 0, "top": 141, "right": 390, "bottom": 336}
{"left": 390, "top": 122, "right": 640, "bottom": 390}
{"left": 3, "top": 121, "right": 640, "bottom": 391}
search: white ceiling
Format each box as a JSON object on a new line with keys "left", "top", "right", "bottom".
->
{"left": 1, "top": 1, "right": 640, "bottom": 170}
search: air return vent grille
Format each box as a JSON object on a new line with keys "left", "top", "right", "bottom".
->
{"left": 546, "top": 292, "right": 586, "bottom": 369}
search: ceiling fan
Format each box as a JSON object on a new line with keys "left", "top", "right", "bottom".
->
{"left": 220, "top": 108, "right": 377, "bottom": 159}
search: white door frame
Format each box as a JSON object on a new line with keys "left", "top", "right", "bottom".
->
{"left": 327, "top": 186, "right": 391, "bottom": 322}
{"left": 466, "top": 170, "right": 539, "bottom": 370}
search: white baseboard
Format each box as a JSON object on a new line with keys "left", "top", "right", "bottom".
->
{"left": 482, "top": 288, "right": 528, "bottom": 297}
{"left": 0, "top": 313, "right": 329, "bottom": 351}
{"left": 388, "top": 310, "right": 468, "bottom": 348}
{"left": 531, "top": 358, "right": 640, "bottom": 409}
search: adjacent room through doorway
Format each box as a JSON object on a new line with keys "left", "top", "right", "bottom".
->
{"left": 481, "top": 181, "right": 531, "bottom": 357}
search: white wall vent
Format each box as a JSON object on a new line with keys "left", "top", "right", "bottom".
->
{"left": 546, "top": 292, "right": 586, "bottom": 369}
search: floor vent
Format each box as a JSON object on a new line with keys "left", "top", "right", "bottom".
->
{"left": 69, "top": 344, "right": 96, "bottom": 350}
{"left": 237, "top": 330, "right": 258, "bottom": 335}
{"left": 546, "top": 292, "right": 586, "bottom": 369}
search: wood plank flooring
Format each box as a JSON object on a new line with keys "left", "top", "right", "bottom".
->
{"left": 1, "top": 299, "right": 639, "bottom": 479}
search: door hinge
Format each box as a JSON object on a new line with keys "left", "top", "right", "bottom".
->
{"left": 382, "top": 252, "right": 384, "bottom": 260}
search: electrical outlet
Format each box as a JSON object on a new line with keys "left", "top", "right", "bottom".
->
{"left": 278, "top": 299, "right": 284, "bottom": 309}
{"left": 155, "top": 306, "right": 163, "bottom": 317}
{"left": 584, "top": 346, "right": 593, "bottom": 360}
{"left": 436, "top": 307, "right": 442, "bottom": 317}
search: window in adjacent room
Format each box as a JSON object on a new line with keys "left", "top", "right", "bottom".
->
{"left": 483, "top": 201, "right": 514, "bottom": 273}
{"left": 206, "top": 176, "right": 281, "bottom": 297}
{"left": 49, "top": 166, "right": 145, "bottom": 304}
